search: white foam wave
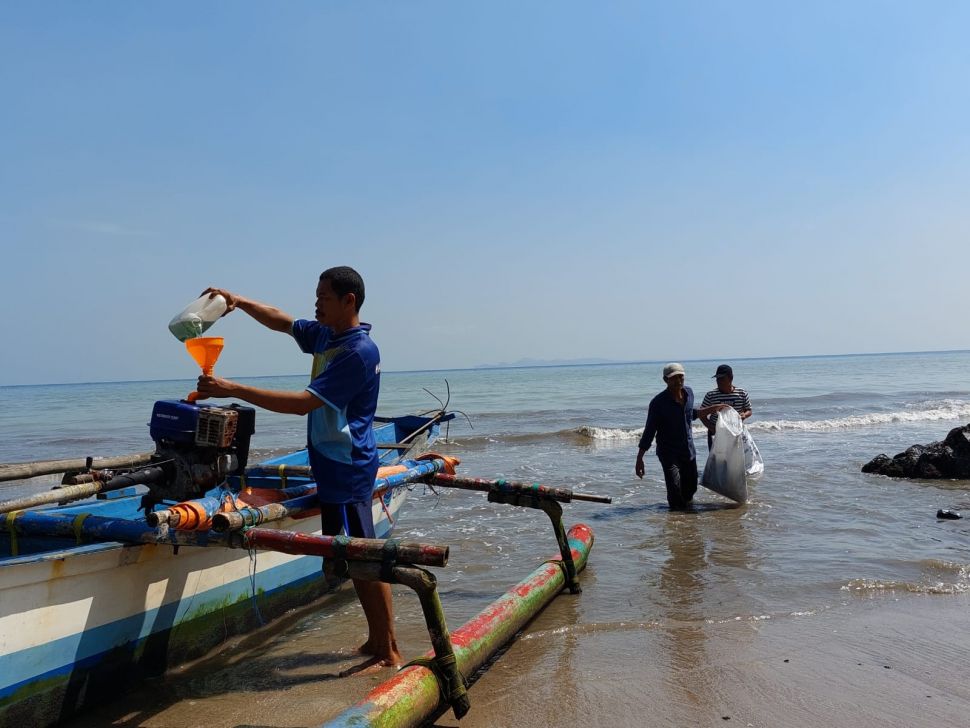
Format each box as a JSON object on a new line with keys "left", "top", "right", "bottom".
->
{"left": 575, "top": 426, "right": 642, "bottom": 440}
{"left": 841, "top": 576, "right": 970, "bottom": 595}
{"left": 751, "top": 399, "right": 970, "bottom": 432}
{"left": 576, "top": 399, "right": 970, "bottom": 439}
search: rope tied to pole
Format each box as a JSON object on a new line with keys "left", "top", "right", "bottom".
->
{"left": 71, "top": 513, "right": 91, "bottom": 545}
{"left": 380, "top": 538, "right": 399, "bottom": 583}
{"left": 6, "top": 510, "right": 23, "bottom": 556}
{"left": 246, "top": 542, "right": 266, "bottom": 626}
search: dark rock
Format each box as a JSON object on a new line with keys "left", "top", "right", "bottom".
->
{"left": 861, "top": 453, "right": 907, "bottom": 477}
{"left": 944, "top": 426, "right": 970, "bottom": 456}
{"left": 863, "top": 424, "right": 970, "bottom": 479}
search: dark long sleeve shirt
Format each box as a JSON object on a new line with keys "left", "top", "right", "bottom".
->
{"left": 638, "top": 386, "right": 699, "bottom": 462}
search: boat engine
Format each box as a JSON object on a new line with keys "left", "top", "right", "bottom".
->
{"left": 142, "top": 400, "right": 256, "bottom": 503}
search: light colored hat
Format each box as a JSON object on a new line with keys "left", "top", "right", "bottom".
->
{"left": 663, "top": 362, "right": 686, "bottom": 379}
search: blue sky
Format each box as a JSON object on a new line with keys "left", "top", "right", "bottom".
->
{"left": 2, "top": 2, "right": 969, "bottom": 385}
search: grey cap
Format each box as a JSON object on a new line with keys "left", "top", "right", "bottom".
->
{"left": 662, "top": 362, "right": 686, "bottom": 379}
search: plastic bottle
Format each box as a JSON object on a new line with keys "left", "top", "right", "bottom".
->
{"left": 168, "top": 293, "right": 228, "bottom": 341}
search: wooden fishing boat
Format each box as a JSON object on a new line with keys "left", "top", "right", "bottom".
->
{"left": 0, "top": 400, "right": 454, "bottom": 728}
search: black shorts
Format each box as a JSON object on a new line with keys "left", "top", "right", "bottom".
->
{"left": 319, "top": 500, "right": 376, "bottom": 538}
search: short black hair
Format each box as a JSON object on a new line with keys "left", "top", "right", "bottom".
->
{"left": 320, "top": 266, "right": 365, "bottom": 311}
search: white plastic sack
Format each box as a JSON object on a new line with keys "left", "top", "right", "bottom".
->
{"left": 742, "top": 426, "right": 764, "bottom": 481}
{"left": 701, "top": 407, "right": 747, "bottom": 503}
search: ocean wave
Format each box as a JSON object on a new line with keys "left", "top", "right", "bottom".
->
{"left": 575, "top": 426, "right": 642, "bottom": 441}
{"left": 749, "top": 399, "right": 970, "bottom": 432}
{"left": 444, "top": 400, "right": 970, "bottom": 446}
{"left": 841, "top": 560, "right": 970, "bottom": 595}
{"left": 841, "top": 577, "right": 969, "bottom": 596}
{"left": 446, "top": 429, "right": 594, "bottom": 448}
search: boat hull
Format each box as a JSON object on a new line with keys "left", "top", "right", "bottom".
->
{"left": 0, "top": 413, "right": 445, "bottom": 727}
{"left": 0, "top": 488, "right": 407, "bottom": 728}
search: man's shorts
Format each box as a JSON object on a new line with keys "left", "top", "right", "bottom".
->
{"left": 319, "top": 500, "right": 376, "bottom": 539}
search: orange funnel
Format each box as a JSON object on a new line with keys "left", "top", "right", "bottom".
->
{"left": 185, "top": 336, "right": 224, "bottom": 402}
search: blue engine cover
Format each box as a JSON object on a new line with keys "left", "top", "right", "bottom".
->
{"left": 149, "top": 400, "right": 201, "bottom": 445}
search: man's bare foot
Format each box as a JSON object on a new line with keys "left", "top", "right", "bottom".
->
{"left": 358, "top": 640, "right": 402, "bottom": 665}
{"left": 338, "top": 654, "right": 401, "bottom": 677}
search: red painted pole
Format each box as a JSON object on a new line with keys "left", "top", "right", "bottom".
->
{"left": 242, "top": 529, "right": 450, "bottom": 568}
{"left": 430, "top": 472, "right": 612, "bottom": 504}
{"left": 322, "top": 522, "right": 595, "bottom": 728}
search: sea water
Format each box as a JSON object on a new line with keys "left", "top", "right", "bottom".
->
{"left": 4, "top": 351, "right": 970, "bottom": 726}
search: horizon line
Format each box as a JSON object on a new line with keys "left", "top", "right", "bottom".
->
{"left": 1, "top": 348, "right": 968, "bottom": 389}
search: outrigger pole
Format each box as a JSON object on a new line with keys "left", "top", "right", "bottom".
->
{"left": 242, "top": 528, "right": 449, "bottom": 568}
{"left": 0, "top": 465, "right": 168, "bottom": 515}
{"left": 0, "top": 508, "right": 450, "bottom": 567}
{"left": 323, "top": 523, "right": 595, "bottom": 728}
{"left": 148, "top": 482, "right": 319, "bottom": 528}
{"left": 0, "top": 509, "right": 233, "bottom": 550}
{"left": 0, "top": 452, "right": 154, "bottom": 483}
{"left": 427, "top": 473, "right": 611, "bottom": 595}
{"left": 214, "top": 458, "right": 453, "bottom": 532}
{"left": 227, "top": 464, "right": 611, "bottom": 594}
{"left": 0, "top": 457, "right": 450, "bottom": 523}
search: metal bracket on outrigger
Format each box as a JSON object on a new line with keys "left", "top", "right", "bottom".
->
{"left": 421, "top": 474, "right": 612, "bottom": 595}
{"left": 239, "top": 529, "right": 470, "bottom": 720}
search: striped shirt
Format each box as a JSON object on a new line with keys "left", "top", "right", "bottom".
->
{"left": 701, "top": 387, "right": 752, "bottom": 426}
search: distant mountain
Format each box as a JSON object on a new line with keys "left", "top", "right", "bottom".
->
{"left": 472, "top": 357, "right": 624, "bottom": 369}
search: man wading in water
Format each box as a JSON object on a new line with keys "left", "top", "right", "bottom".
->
{"left": 699, "top": 364, "right": 753, "bottom": 450}
{"left": 195, "top": 267, "right": 401, "bottom": 672}
{"left": 635, "top": 363, "right": 728, "bottom": 511}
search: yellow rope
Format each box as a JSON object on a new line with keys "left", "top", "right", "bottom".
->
{"left": 6, "top": 510, "right": 23, "bottom": 557}
{"left": 72, "top": 513, "right": 91, "bottom": 545}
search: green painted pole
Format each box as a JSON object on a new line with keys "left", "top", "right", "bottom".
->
{"left": 322, "top": 522, "right": 595, "bottom": 728}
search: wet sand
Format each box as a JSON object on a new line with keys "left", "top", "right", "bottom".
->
{"left": 70, "top": 583, "right": 970, "bottom": 728}
{"left": 433, "top": 592, "right": 970, "bottom": 728}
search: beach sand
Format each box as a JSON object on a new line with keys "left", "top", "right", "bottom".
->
{"left": 69, "top": 587, "right": 970, "bottom": 728}
{"left": 433, "top": 592, "right": 970, "bottom": 728}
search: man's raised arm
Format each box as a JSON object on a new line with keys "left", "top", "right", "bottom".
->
{"left": 203, "top": 288, "right": 294, "bottom": 334}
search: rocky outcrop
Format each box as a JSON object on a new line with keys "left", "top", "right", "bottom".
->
{"left": 862, "top": 423, "right": 970, "bottom": 479}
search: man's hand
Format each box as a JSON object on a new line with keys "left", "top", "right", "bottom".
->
{"left": 635, "top": 456, "right": 645, "bottom": 479}
{"left": 202, "top": 287, "right": 242, "bottom": 315}
{"left": 196, "top": 375, "right": 237, "bottom": 399}
{"left": 698, "top": 402, "right": 732, "bottom": 419}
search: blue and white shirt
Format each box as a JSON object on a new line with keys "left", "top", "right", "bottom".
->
{"left": 292, "top": 319, "right": 380, "bottom": 503}
{"left": 701, "top": 387, "right": 752, "bottom": 427}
